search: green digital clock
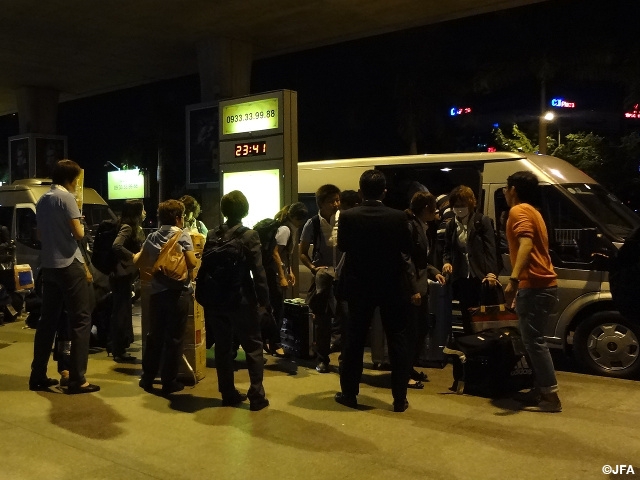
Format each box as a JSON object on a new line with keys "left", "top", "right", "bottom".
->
{"left": 222, "top": 97, "right": 279, "bottom": 135}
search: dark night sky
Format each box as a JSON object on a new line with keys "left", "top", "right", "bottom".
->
{"left": 1, "top": 0, "right": 639, "bottom": 202}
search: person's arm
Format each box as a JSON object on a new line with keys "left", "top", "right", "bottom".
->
{"left": 504, "top": 236, "right": 533, "bottom": 304}
{"left": 480, "top": 215, "right": 498, "bottom": 286}
{"left": 441, "top": 220, "right": 454, "bottom": 276}
{"left": 69, "top": 218, "right": 84, "bottom": 240}
{"left": 273, "top": 244, "right": 289, "bottom": 287}
{"left": 112, "top": 224, "right": 134, "bottom": 260}
{"left": 246, "top": 230, "right": 270, "bottom": 310}
{"left": 299, "top": 219, "right": 317, "bottom": 274}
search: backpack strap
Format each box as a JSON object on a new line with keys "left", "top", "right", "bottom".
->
{"left": 311, "top": 214, "right": 322, "bottom": 260}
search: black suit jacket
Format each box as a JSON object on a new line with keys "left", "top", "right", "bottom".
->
{"left": 337, "top": 200, "right": 412, "bottom": 301}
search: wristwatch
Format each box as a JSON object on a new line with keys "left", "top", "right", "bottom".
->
{"left": 509, "top": 277, "right": 520, "bottom": 284}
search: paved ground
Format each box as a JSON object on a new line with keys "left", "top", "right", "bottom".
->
{"left": 0, "top": 307, "right": 639, "bottom": 480}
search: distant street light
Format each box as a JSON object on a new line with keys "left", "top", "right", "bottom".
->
{"left": 544, "top": 111, "right": 555, "bottom": 121}
{"left": 539, "top": 111, "right": 556, "bottom": 154}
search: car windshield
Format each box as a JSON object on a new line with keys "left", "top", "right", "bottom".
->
{"left": 563, "top": 183, "right": 640, "bottom": 240}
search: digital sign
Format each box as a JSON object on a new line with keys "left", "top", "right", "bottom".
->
{"left": 450, "top": 107, "right": 472, "bottom": 116}
{"left": 222, "top": 169, "right": 280, "bottom": 229}
{"left": 222, "top": 97, "right": 279, "bottom": 135}
{"left": 107, "top": 169, "right": 145, "bottom": 200}
{"left": 551, "top": 98, "right": 575, "bottom": 108}
{"left": 235, "top": 142, "right": 267, "bottom": 157}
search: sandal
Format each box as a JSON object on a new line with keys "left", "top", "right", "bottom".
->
{"left": 407, "top": 380, "right": 424, "bottom": 390}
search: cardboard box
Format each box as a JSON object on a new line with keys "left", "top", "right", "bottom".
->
{"left": 178, "top": 340, "right": 207, "bottom": 384}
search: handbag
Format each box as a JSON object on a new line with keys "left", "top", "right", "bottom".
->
{"left": 152, "top": 230, "right": 188, "bottom": 286}
{"left": 469, "top": 282, "right": 519, "bottom": 333}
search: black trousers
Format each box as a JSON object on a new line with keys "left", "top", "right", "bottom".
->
{"left": 340, "top": 297, "right": 409, "bottom": 402}
{"left": 265, "top": 270, "right": 284, "bottom": 347}
{"left": 31, "top": 260, "right": 92, "bottom": 387}
{"left": 141, "top": 289, "right": 189, "bottom": 386}
{"left": 208, "top": 303, "right": 266, "bottom": 401}
{"left": 109, "top": 274, "right": 134, "bottom": 356}
{"left": 452, "top": 277, "right": 482, "bottom": 334}
{"left": 408, "top": 300, "right": 429, "bottom": 368}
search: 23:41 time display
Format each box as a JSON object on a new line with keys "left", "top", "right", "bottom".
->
{"left": 235, "top": 142, "right": 267, "bottom": 157}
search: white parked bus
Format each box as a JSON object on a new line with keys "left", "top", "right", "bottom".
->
{"left": 298, "top": 152, "right": 640, "bottom": 379}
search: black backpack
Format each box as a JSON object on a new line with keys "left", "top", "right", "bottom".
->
{"left": 471, "top": 211, "right": 505, "bottom": 274}
{"left": 609, "top": 226, "right": 640, "bottom": 318}
{"left": 195, "top": 224, "right": 249, "bottom": 309}
{"left": 253, "top": 218, "right": 282, "bottom": 268}
{"left": 91, "top": 220, "right": 119, "bottom": 275}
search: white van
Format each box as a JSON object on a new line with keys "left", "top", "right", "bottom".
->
{"left": 298, "top": 152, "right": 640, "bottom": 379}
{"left": 0, "top": 179, "right": 116, "bottom": 272}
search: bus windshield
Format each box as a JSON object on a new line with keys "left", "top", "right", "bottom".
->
{"left": 563, "top": 183, "right": 640, "bottom": 240}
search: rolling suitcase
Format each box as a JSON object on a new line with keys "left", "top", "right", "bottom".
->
{"left": 281, "top": 298, "right": 314, "bottom": 359}
{"left": 418, "top": 280, "right": 453, "bottom": 368}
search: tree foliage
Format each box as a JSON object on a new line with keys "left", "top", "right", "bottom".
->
{"left": 493, "top": 124, "right": 536, "bottom": 153}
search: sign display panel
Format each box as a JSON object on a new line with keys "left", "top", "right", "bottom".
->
{"left": 107, "top": 169, "right": 145, "bottom": 200}
{"left": 222, "top": 97, "right": 279, "bottom": 135}
{"left": 222, "top": 169, "right": 280, "bottom": 229}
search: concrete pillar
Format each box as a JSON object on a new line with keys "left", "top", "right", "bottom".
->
{"left": 15, "top": 87, "right": 59, "bottom": 134}
{"left": 196, "top": 37, "right": 253, "bottom": 228}
{"left": 197, "top": 37, "right": 252, "bottom": 102}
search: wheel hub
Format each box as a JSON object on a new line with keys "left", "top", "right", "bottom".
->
{"left": 586, "top": 323, "right": 639, "bottom": 371}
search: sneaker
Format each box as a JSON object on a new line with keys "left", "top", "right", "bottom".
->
{"left": 521, "top": 392, "right": 562, "bottom": 413}
{"left": 316, "top": 362, "right": 329, "bottom": 373}
{"left": 249, "top": 397, "right": 270, "bottom": 411}
{"left": 513, "top": 388, "right": 541, "bottom": 406}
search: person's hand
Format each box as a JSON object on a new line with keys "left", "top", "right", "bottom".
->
{"left": 483, "top": 273, "right": 497, "bottom": 287}
{"left": 279, "top": 277, "right": 289, "bottom": 288}
{"left": 435, "top": 273, "right": 446, "bottom": 285}
{"left": 287, "top": 272, "right": 296, "bottom": 285}
{"left": 504, "top": 281, "right": 517, "bottom": 308}
{"left": 411, "top": 293, "right": 422, "bottom": 306}
{"left": 442, "top": 263, "right": 453, "bottom": 275}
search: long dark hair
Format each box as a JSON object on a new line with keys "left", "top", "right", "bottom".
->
{"left": 120, "top": 199, "right": 145, "bottom": 244}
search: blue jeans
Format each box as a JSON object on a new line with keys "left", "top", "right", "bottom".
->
{"left": 515, "top": 287, "right": 559, "bottom": 394}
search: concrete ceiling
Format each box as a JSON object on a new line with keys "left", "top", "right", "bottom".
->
{"left": 0, "top": 0, "right": 546, "bottom": 116}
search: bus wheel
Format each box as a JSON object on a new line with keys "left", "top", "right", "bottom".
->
{"left": 573, "top": 311, "right": 640, "bottom": 379}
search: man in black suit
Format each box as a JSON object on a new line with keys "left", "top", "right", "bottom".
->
{"left": 335, "top": 170, "right": 413, "bottom": 412}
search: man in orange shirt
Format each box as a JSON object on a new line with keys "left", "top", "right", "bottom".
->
{"left": 504, "top": 171, "right": 561, "bottom": 413}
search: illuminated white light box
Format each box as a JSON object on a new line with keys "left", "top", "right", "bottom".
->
{"left": 107, "top": 169, "right": 145, "bottom": 200}
{"left": 222, "top": 169, "right": 280, "bottom": 229}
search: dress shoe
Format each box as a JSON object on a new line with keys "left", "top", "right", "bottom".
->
{"left": 407, "top": 380, "right": 424, "bottom": 390}
{"left": 316, "top": 362, "right": 329, "bottom": 373}
{"left": 393, "top": 398, "right": 409, "bottom": 412}
{"left": 521, "top": 393, "right": 562, "bottom": 413}
{"left": 161, "top": 381, "right": 184, "bottom": 395}
{"left": 334, "top": 392, "right": 358, "bottom": 409}
{"left": 249, "top": 397, "right": 270, "bottom": 411}
{"left": 113, "top": 353, "right": 137, "bottom": 363}
{"left": 222, "top": 390, "right": 248, "bottom": 406}
{"left": 410, "top": 370, "right": 429, "bottom": 382}
{"left": 138, "top": 378, "right": 154, "bottom": 393}
{"left": 67, "top": 383, "right": 101, "bottom": 394}
{"left": 29, "top": 377, "right": 59, "bottom": 391}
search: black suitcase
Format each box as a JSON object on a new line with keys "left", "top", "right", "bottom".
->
{"left": 281, "top": 299, "right": 314, "bottom": 359}
{"left": 418, "top": 280, "right": 453, "bottom": 368}
{"left": 444, "top": 327, "right": 534, "bottom": 398}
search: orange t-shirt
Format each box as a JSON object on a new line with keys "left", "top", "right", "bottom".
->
{"left": 506, "top": 203, "right": 557, "bottom": 289}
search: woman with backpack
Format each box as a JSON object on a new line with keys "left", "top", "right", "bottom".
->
{"left": 263, "top": 202, "right": 308, "bottom": 357}
{"left": 109, "top": 199, "right": 146, "bottom": 362}
{"left": 442, "top": 185, "right": 499, "bottom": 334}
